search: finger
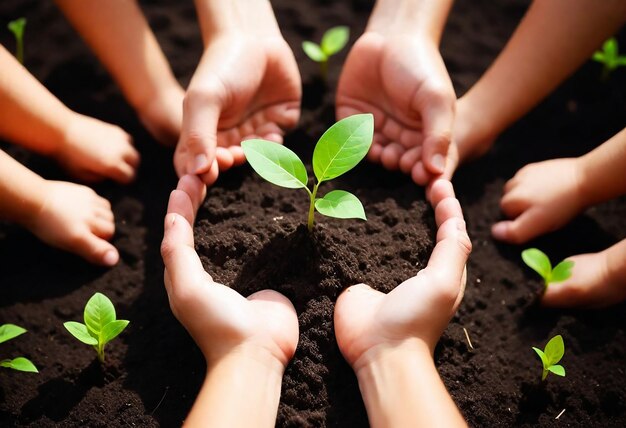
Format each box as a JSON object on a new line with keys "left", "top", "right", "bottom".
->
{"left": 500, "top": 191, "right": 528, "bottom": 218}
{"left": 434, "top": 196, "right": 463, "bottom": 230}
{"left": 229, "top": 146, "right": 246, "bottom": 166}
{"left": 108, "top": 161, "right": 136, "bottom": 184}
{"left": 367, "top": 143, "right": 383, "bottom": 163}
{"left": 382, "top": 118, "right": 402, "bottom": 142}
{"left": 541, "top": 281, "right": 588, "bottom": 308}
{"left": 416, "top": 91, "right": 454, "bottom": 175}
{"left": 426, "top": 217, "right": 472, "bottom": 294}
{"left": 124, "top": 145, "right": 141, "bottom": 169}
{"left": 399, "top": 147, "right": 421, "bottom": 174}
{"left": 177, "top": 174, "right": 207, "bottom": 218}
{"left": 380, "top": 143, "right": 405, "bottom": 170}
{"left": 95, "top": 207, "right": 114, "bottom": 222}
{"left": 399, "top": 128, "right": 423, "bottom": 149}
{"left": 429, "top": 179, "right": 456, "bottom": 209}
{"left": 181, "top": 91, "right": 221, "bottom": 175}
{"left": 491, "top": 208, "right": 545, "bottom": 244}
{"left": 91, "top": 217, "right": 115, "bottom": 239}
{"left": 411, "top": 161, "right": 430, "bottom": 186}
{"left": 215, "top": 147, "right": 234, "bottom": 171}
{"left": 200, "top": 159, "right": 220, "bottom": 187}
{"left": 263, "top": 133, "right": 284, "bottom": 144}
{"left": 73, "top": 231, "right": 119, "bottom": 267}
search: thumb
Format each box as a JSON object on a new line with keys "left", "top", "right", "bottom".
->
{"left": 491, "top": 208, "right": 546, "bottom": 244}
{"left": 180, "top": 92, "right": 221, "bottom": 175}
{"left": 75, "top": 233, "right": 119, "bottom": 267}
{"left": 417, "top": 90, "right": 455, "bottom": 175}
{"left": 541, "top": 281, "right": 585, "bottom": 308}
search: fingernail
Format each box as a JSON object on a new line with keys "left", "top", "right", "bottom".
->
{"left": 192, "top": 154, "right": 209, "bottom": 173}
{"left": 491, "top": 222, "right": 507, "bottom": 240}
{"left": 432, "top": 154, "right": 445, "bottom": 172}
{"left": 103, "top": 250, "right": 119, "bottom": 266}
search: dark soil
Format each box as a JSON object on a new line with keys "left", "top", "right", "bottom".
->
{"left": 1, "top": 0, "right": 626, "bottom": 427}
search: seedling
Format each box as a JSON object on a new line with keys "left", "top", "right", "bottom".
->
{"left": 63, "top": 292, "right": 129, "bottom": 363}
{"left": 0, "top": 323, "right": 38, "bottom": 373}
{"left": 7, "top": 17, "right": 26, "bottom": 65}
{"left": 302, "top": 26, "right": 349, "bottom": 80}
{"left": 532, "top": 334, "right": 566, "bottom": 381}
{"left": 521, "top": 248, "right": 574, "bottom": 286}
{"left": 592, "top": 37, "right": 626, "bottom": 80}
{"left": 242, "top": 113, "right": 373, "bottom": 232}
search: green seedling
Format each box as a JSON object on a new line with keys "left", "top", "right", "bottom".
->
{"left": 592, "top": 37, "right": 626, "bottom": 80}
{"left": 302, "top": 26, "right": 349, "bottom": 80}
{"left": 242, "top": 113, "right": 373, "bottom": 232}
{"left": 521, "top": 248, "right": 574, "bottom": 286}
{"left": 7, "top": 17, "right": 26, "bottom": 64}
{"left": 64, "top": 292, "right": 129, "bottom": 363}
{"left": 0, "top": 323, "right": 38, "bottom": 373}
{"left": 532, "top": 334, "right": 566, "bottom": 381}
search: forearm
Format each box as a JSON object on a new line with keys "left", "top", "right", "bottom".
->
{"left": 578, "top": 127, "right": 626, "bottom": 205}
{"left": 355, "top": 340, "right": 466, "bottom": 428}
{"left": 0, "top": 45, "right": 73, "bottom": 154}
{"left": 185, "top": 350, "right": 284, "bottom": 428}
{"left": 462, "top": 0, "right": 626, "bottom": 143}
{"left": 0, "top": 150, "right": 45, "bottom": 227}
{"left": 367, "top": 0, "right": 454, "bottom": 41}
{"left": 55, "top": 0, "right": 179, "bottom": 111}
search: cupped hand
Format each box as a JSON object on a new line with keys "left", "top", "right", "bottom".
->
{"left": 336, "top": 32, "right": 456, "bottom": 187}
{"left": 161, "top": 175, "right": 299, "bottom": 366}
{"left": 175, "top": 31, "right": 301, "bottom": 186}
{"left": 492, "top": 158, "right": 587, "bottom": 244}
{"left": 334, "top": 179, "right": 471, "bottom": 370}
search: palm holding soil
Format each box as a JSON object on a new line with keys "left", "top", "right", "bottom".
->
{"left": 175, "top": 34, "right": 301, "bottom": 186}
{"left": 336, "top": 33, "right": 456, "bottom": 186}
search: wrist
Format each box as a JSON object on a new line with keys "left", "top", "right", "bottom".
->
{"left": 574, "top": 155, "right": 599, "bottom": 208}
{"left": 11, "top": 174, "right": 48, "bottom": 231}
{"left": 367, "top": 0, "right": 452, "bottom": 41}
{"left": 454, "top": 95, "right": 499, "bottom": 162}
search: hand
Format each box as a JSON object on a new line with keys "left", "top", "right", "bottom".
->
{"left": 175, "top": 25, "right": 301, "bottom": 185}
{"left": 492, "top": 158, "right": 587, "bottom": 244}
{"left": 160, "top": 175, "right": 299, "bottom": 367}
{"left": 336, "top": 32, "right": 455, "bottom": 187}
{"left": 28, "top": 180, "right": 119, "bottom": 266}
{"left": 334, "top": 179, "right": 471, "bottom": 370}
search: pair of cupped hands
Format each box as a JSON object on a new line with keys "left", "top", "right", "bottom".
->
{"left": 161, "top": 174, "right": 471, "bottom": 376}
{"left": 174, "top": 22, "right": 456, "bottom": 191}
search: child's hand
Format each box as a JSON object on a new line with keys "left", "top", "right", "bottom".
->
{"left": 334, "top": 180, "right": 471, "bottom": 369}
{"left": 337, "top": 32, "right": 455, "bottom": 184}
{"left": 492, "top": 158, "right": 587, "bottom": 243}
{"left": 56, "top": 113, "right": 140, "bottom": 184}
{"left": 175, "top": 30, "right": 301, "bottom": 186}
{"left": 28, "top": 180, "right": 119, "bottom": 266}
{"left": 161, "top": 175, "right": 299, "bottom": 367}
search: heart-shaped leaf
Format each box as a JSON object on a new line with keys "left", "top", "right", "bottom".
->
{"left": 315, "top": 190, "right": 366, "bottom": 220}
{"left": 302, "top": 41, "right": 327, "bottom": 62}
{"left": 321, "top": 26, "right": 349, "bottom": 56}
{"left": 550, "top": 260, "right": 574, "bottom": 283}
{"left": 521, "top": 248, "right": 552, "bottom": 283}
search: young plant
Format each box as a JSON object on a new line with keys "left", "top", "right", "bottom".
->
{"left": 521, "top": 248, "right": 574, "bottom": 286}
{"left": 592, "top": 37, "right": 626, "bottom": 80}
{"left": 0, "top": 323, "right": 38, "bottom": 373}
{"left": 63, "top": 292, "right": 129, "bottom": 363}
{"left": 7, "top": 17, "right": 26, "bottom": 65}
{"left": 242, "top": 113, "right": 373, "bottom": 232}
{"left": 302, "top": 26, "right": 349, "bottom": 80}
{"left": 532, "top": 334, "right": 566, "bottom": 381}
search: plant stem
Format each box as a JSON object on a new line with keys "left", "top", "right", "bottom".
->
{"left": 17, "top": 38, "right": 23, "bottom": 65}
{"left": 320, "top": 60, "right": 328, "bottom": 82}
{"left": 307, "top": 182, "right": 320, "bottom": 232}
{"left": 97, "top": 344, "right": 105, "bottom": 363}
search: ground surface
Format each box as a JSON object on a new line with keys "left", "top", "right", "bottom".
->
{"left": 1, "top": 0, "right": 626, "bottom": 427}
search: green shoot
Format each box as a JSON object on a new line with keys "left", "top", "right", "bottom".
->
{"left": 0, "top": 323, "right": 38, "bottom": 373}
{"left": 63, "top": 292, "right": 129, "bottom": 363}
{"left": 302, "top": 26, "right": 349, "bottom": 80}
{"left": 592, "top": 37, "right": 626, "bottom": 80}
{"left": 521, "top": 248, "right": 574, "bottom": 286}
{"left": 242, "top": 113, "right": 373, "bottom": 232}
{"left": 7, "top": 17, "right": 26, "bottom": 65}
{"left": 532, "top": 335, "right": 566, "bottom": 381}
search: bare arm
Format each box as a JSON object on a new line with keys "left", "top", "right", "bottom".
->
{"left": 0, "top": 149, "right": 45, "bottom": 227}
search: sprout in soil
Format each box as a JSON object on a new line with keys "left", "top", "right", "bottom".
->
{"left": 7, "top": 17, "right": 26, "bottom": 65}
{"left": 521, "top": 248, "right": 574, "bottom": 286}
{"left": 592, "top": 37, "right": 626, "bottom": 80}
{"left": 242, "top": 113, "right": 373, "bottom": 232}
{"left": 0, "top": 323, "right": 38, "bottom": 373}
{"left": 532, "top": 334, "right": 566, "bottom": 381}
{"left": 302, "top": 26, "right": 349, "bottom": 80}
{"left": 64, "top": 292, "right": 129, "bottom": 363}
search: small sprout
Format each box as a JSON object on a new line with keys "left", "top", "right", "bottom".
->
{"left": 7, "top": 17, "right": 26, "bottom": 65}
{"left": 302, "top": 26, "right": 350, "bottom": 80}
{"left": 242, "top": 113, "right": 373, "bottom": 231}
{"left": 63, "top": 292, "right": 129, "bottom": 363}
{"left": 592, "top": 37, "right": 626, "bottom": 80}
{"left": 521, "top": 248, "right": 574, "bottom": 286}
{"left": 0, "top": 323, "right": 38, "bottom": 373}
{"left": 532, "top": 334, "right": 566, "bottom": 381}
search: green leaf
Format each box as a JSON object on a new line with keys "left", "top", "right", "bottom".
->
{"left": 544, "top": 335, "right": 564, "bottom": 366}
{"left": 532, "top": 347, "right": 548, "bottom": 368}
{"left": 604, "top": 38, "right": 618, "bottom": 59}
{"left": 521, "top": 248, "right": 552, "bottom": 283}
{"left": 616, "top": 56, "right": 626, "bottom": 66}
{"left": 64, "top": 321, "right": 98, "bottom": 346}
{"left": 242, "top": 139, "right": 308, "bottom": 189}
{"left": 550, "top": 260, "right": 574, "bottom": 283}
{"left": 0, "top": 324, "right": 27, "bottom": 344}
{"left": 313, "top": 114, "right": 374, "bottom": 182}
{"left": 302, "top": 41, "right": 327, "bottom": 62}
{"left": 7, "top": 17, "right": 26, "bottom": 39}
{"left": 101, "top": 320, "right": 129, "bottom": 346}
{"left": 84, "top": 292, "right": 116, "bottom": 337}
{"left": 548, "top": 364, "right": 566, "bottom": 377}
{"left": 321, "top": 26, "right": 349, "bottom": 56}
{"left": 592, "top": 51, "right": 605, "bottom": 63}
{"left": 1, "top": 357, "right": 38, "bottom": 373}
{"left": 315, "top": 190, "right": 366, "bottom": 220}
